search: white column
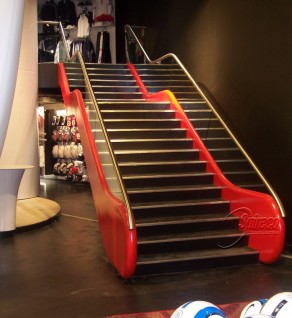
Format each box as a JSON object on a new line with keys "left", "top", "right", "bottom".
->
{"left": 0, "top": 166, "right": 33, "bottom": 232}
{"left": 0, "top": 0, "right": 25, "bottom": 156}
{"left": 0, "top": 0, "right": 39, "bottom": 199}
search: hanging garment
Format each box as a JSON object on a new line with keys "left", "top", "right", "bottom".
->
{"left": 96, "top": 31, "right": 111, "bottom": 63}
{"left": 94, "top": 0, "right": 114, "bottom": 24}
{"left": 70, "top": 38, "right": 96, "bottom": 62}
{"left": 39, "top": 0, "right": 58, "bottom": 33}
{"left": 54, "top": 40, "right": 72, "bottom": 63}
{"left": 58, "top": 0, "right": 77, "bottom": 27}
{"left": 39, "top": 0, "right": 58, "bottom": 21}
{"left": 38, "top": 36, "right": 58, "bottom": 62}
{"left": 77, "top": 14, "right": 90, "bottom": 37}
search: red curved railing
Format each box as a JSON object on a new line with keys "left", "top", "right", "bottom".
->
{"left": 128, "top": 62, "right": 285, "bottom": 264}
{"left": 58, "top": 62, "right": 137, "bottom": 278}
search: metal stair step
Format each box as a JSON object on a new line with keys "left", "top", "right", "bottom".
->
{"left": 143, "top": 80, "right": 193, "bottom": 86}
{"left": 94, "top": 92, "right": 144, "bottom": 100}
{"left": 183, "top": 109, "right": 213, "bottom": 119}
{"left": 88, "top": 74, "right": 135, "bottom": 80}
{"left": 139, "top": 74, "right": 189, "bottom": 81}
{"left": 98, "top": 101, "right": 171, "bottom": 111}
{"left": 135, "top": 246, "right": 259, "bottom": 275}
{"left": 118, "top": 160, "right": 207, "bottom": 174}
{"left": 179, "top": 101, "right": 209, "bottom": 110}
{"left": 209, "top": 148, "right": 246, "bottom": 160}
{"left": 84, "top": 63, "right": 128, "bottom": 69}
{"left": 137, "top": 228, "right": 243, "bottom": 245}
{"left": 224, "top": 170, "right": 262, "bottom": 184}
{"left": 103, "top": 119, "right": 182, "bottom": 129}
{"left": 196, "top": 127, "right": 229, "bottom": 138}
{"left": 131, "top": 199, "right": 230, "bottom": 218}
{"left": 88, "top": 79, "right": 137, "bottom": 86}
{"left": 101, "top": 109, "right": 176, "bottom": 119}
{"left": 122, "top": 172, "right": 213, "bottom": 188}
{"left": 201, "top": 137, "right": 235, "bottom": 148}
{"left": 107, "top": 128, "right": 187, "bottom": 139}
{"left": 134, "top": 64, "right": 181, "bottom": 70}
{"left": 111, "top": 138, "right": 194, "bottom": 150}
{"left": 87, "top": 68, "right": 131, "bottom": 75}
{"left": 68, "top": 85, "right": 140, "bottom": 93}
{"left": 190, "top": 118, "right": 222, "bottom": 128}
{"left": 115, "top": 149, "right": 200, "bottom": 162}
{"left": 127, "top": 185, "right": 222, "bottom": 204}
{"left": 136, "top": 212, "right": 238, "bottom": 231}
{"left": 92, "top": 86, "right": 140, "bottom": 92}
{"left": 147, "top": 86, "right": 196, "bottom": 93}
{"left": 135, "top": 211, "right": 234, "bottom": 224}
{"left": 136, "top": 69, "right": 185, "bottom": 75}
{"left": 239, "top": 184, "right": 269, "bottom": 193}
{"left": 216, "top": 159, "right": 253, "bottom": 171}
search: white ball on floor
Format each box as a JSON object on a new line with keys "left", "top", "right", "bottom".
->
{"left": 240, "top": 299, "right": 268, "bottom": 318}
{"left": 260, "top": 292, "right": 292, "bottom": 318}
{"left": 170, "top": 300, "right": 226, "bottom": 318}
{"left": 244, "top": 315, "right": 274, "bottom": 318}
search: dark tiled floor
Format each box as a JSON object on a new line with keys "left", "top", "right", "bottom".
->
{"left": 0, "top": 179, "right": 292, "bottom": 318}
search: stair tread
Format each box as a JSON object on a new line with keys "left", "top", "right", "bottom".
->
{"left": 101, "top": 110, "right": 175, "bottom": 113}
{"left": 137, "top": 246, "right": 258, "bottom": 264}
{"left": 184, "top": 109, "right": 212, "bottom": 112}
{"left": 201, "top": 137, "right": 232, "bottom": 140}
{"left": 131, "top": 198, "right": 229, "bottom": 209}
{"left": 110, "top": 138, "right": 193, "bottom": 143}
{"left": 107, "top": 128, "right": 186, "bottom": 132}
{"left": 118, "top": 160, "right": 206, "bottom": 166}
{"left": 70, "top": 85, "right": 139, "bottom": 89}
{"left": 103, "top": 118, "right": 181, "bottom": 122}
{"left": 114, "top": 149, "right": 198, "bottom": 154}
{"left": 127, "top": 185, "right": 220, "bottom": 193}
{"left": 95, "top": 92, "right": 143, "bottom": 95}
{"left": 123, "top": 172, "right": 213, "bottom": 179}
{"left": 138, "top": 227, "right": 243, "bottom": 242}
{"left": 143, "top": 80, "right": 191, "bottom": 83}
{"left": 147, "top": 85, "right": 194, "bottom": 88}
{"left": 135, "top": 212, "right": 237, "bottom": 226}
{"left": 224, "top": 170, "right": 257, "bottom": 175}
{"left": 239, "top": 183, "right": 266, "bottom": 188}
{"left": 96, "top": 99, "right": 147, "bottom": 102}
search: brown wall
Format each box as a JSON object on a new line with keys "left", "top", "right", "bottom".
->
{"left": 116, "top": 0, "right": 292, "bottom": 247}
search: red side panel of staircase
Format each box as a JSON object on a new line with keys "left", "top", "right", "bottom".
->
{"left": 128, "top": 63, "right": 285, "bottom": 264}
{"left": 58, "top": 62, "right": 137, "bottom": 278}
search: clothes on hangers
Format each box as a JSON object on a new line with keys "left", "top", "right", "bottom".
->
{"left": 96, "top": 31, "right": 111, "bottom": 63}
{"left": 54, "top": 39, "right": 72, "bottom": 63}
{"left": 77, "top": 13, "right": 92, "bottom": 37}
{"left": 38, "top": 35, "right": 58, "bottom": 62}
{"left": 39, "top": 0, "right": 58, "bottom": 33}
{"left": 39, "top": 0, "right": 58, "bottom": 21}
{"left": 70, "top": 38, "right": 96, "bottom": 62}
{"left": 58, "top": 0, "right": 77, "bottom": 27}
{"left": 94, "top": 0, "right": 114, "bottom": 25}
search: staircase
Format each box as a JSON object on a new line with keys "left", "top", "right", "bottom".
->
{"left": 134, "top": 63, "right": 268, "bottom": 193}
{"left": 63, "top": 62, "right": 259, "bottom": 276}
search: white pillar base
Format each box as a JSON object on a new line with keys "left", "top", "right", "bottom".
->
{"left": 0, "top": 165, "right": 33, "bottom": 235}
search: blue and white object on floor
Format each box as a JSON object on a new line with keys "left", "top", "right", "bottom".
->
{"left": 244, "top": 315, "right": 274, "bottom": 318}
{"left": 240, "top": 299, "right": 268, "bottom": 318}
{"left": 260, "top": 292, "right": 292, "bottom": 317}
{"left": 170, "top": 300, "right": 226, "bottom": 318}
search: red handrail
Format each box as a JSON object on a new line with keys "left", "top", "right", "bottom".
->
{"left": 58, "top": 62, "right": 137, "bottom": 278}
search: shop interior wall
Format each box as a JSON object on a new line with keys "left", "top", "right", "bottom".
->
{"left": 116, "top": 0, "right": 292, "bottom": 247}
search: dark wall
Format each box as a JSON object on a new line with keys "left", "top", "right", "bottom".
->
{"left": 117, "top": 0, "right": 292, "bottom": 247}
